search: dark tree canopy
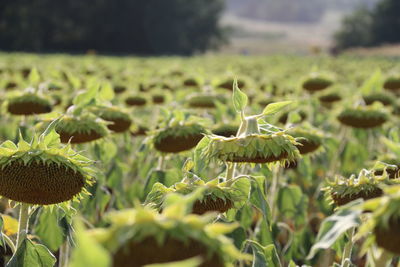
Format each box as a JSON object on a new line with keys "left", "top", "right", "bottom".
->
{"left": 334, "top": 0, "right": 400, "bottom": 50}
{"left": 0, "top": 0, "right": 226, "bottom": 55}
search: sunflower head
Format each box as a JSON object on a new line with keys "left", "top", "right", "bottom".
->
{"left": 186, "top": 93, "right": 226, "bottom": 108}
{"left": 318, "top": 92, "right": 342, "bottom": 104}
{"left": 151, "top": 112, "right": 207, "bottom": 153}
{"left": 125, "top": 96, "right": 147, "bottom": 107}
{"left": 363, "top": 92, "right": 394, "bottom": 106}
{"left": 55, "top": 112, "right": 108, "bottom": 144}
{"left": 6, "top": 89, "right": 52, "bottom": 115}
{"left": 0, "top": 122, "right": 95, "bottom": 205}
{"left": 323, "top": 169, "right": 399, "bottom": 207}
{"left": 89, "top": 191, "right": 249, "bottom": 267}
{"left": 302, "top": 73, "right": 333, "bottom": 92}
{"left": 337, "top": 106, "right": 388, "bottom": 128}
{"left": 92, "top": 106, "right": 132, "bottom": 133}
{"left": 288, "top": 126, "right": 324, "bottom": 155}
{"left": 383, "top": 76, "right": 400, "bottom": 91}
{"left": 145, "top": 176, "right": 247, "bottom": 215}
{"left": 212, "top": 124, "right": 239, "bottom": 138}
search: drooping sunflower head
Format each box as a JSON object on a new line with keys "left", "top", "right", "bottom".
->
{"left": 0, "top": 123, "right": 95, "bottom": 205}
{"left": 363, "top": 92, "right": 394, "bottom": 106}
{"left": 337, "top": 105, "right": 389, "bottom": 129}
{"left": 6, "top": 89, "right": 52, "bottom": 116}
{"left": 89, "top": 191, "right": 250, "bottom": 267}
{"left": 202, "top": 129, "right": 300, "bottom": 165}
{"left": 356, "top": 185, "right": 400, "bottom": 255}
{"left": 54, "top": 113, "right": 108, "bottom": 144}
{"left": 186, "top": 93, "right": 226, "bottom": 109}
{"left": 383, "top": 75, "right": 400, "bottom": 91}
{"left": 318, "top": 91, "right": 342, "bottom": 104}
{"left": 212, "top": 124, "right": 239, "bottom": 138}
{"left": 323, "top": 168, "right": 399, "bottom": 207}
{"left": 151, "top": 112, "right": 208, "bottom": 153}
{"left": 145, "top": 176, "right": 248, "bottom": 215}
{"left": 288, "top": 126, "right": 324, "bottom": 155}
{"left": 302, "top": 73, "right": 333, "bottom": 92}
{"left": 91, "top": 105, "right": 132, "bottom": 133}
{"left": 124, "top": 96, "right": 147, "bottom": 107}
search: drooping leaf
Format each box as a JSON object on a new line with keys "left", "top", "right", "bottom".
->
{"left": 7, "top": 238, "right": 56, "bottom": 267}
{"left": 232, "top": 79, "right": 248, "bottom": 112}
{"left": 35, "top": 209, "right": 65, "bottom": 251}
{"left": 262, "top": 101, "right": 292, "bottom": 116}
{"left": 276, "top": 185, "right": 308, "bottom": 227}
{"left": 307, "top": 201, "right": 362, "bottom": 259}
{"left": 246, "top": 240, "right": 281, "bottom": 267}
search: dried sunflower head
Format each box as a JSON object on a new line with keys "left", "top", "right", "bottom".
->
{"left": 89, "top": 192, "right": 250, "bottom": 267}
{"left": 337, "top": 105, "right": 388, "bottom": 129}
{"left": 302, "top": 73, "right": 333, "bottom": 92}
{"left": 0, "top": 124, "right": 95, "bottom": 205}
{"left": 356, "top": 186, "right": 400, "bottom": 255}
{"left": 323, "top": 169, "right": 399, "bottom": 207}
{"left": 55, "top": 113, "right": 108, "bottom": 144}
{"left": 145, "top": 176, "right": 247, "bottom": 215}
{"left": 202, "top": 119, "right": 300, "bottom": 165}
{"left": 151, "top": 112, "right": 207, "bottom": 153}
{"left": 383, "top": 76, "right": 400, "bottom": 91}
{"left": 6, "top": 89, "right": 52, "bottom": 115}
{"left": 92, "top": 106, "right": 132, "bottom": 133}
{"left": 288, "top": 126, "right": 324, "bottom": 155}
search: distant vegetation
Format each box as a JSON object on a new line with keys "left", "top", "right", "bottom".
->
{"left": 334, "top": 0, "right": 400, "bottom": 50}
{"left": 227, "top": 0, "right": 378, "bottom": 23}
{"left": 0, "top": 0, "right": 225, "bottom": 55}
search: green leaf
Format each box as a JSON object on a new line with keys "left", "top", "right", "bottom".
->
{"left": 249, "top": 177, "right": 271, "bottom": 223}
{"left": 307, "top": 201, "right": 362, "bottom": 260}
{"left": 28, "top": 68, "right": 40, "bottom": 85}
{"left": 360, "top": 69, "right": 382, "bottom": 94}
{"left": 232, "top": 78, "right": 248, "bottom": 112}
{"left": 193, "top": 137, "right": 210, "bottom": 174}
{"left": 276, "top": 185, "right": 308, "bottom": 227}
{"left": 99, "top": 82, "right": 115, "bottom": 102}
{"left": 7, "top": 238, "right": 56, "bottom": 267}
{"left": 262, "top": 101, "right": 292, "bottom": 116}
{"left": 35, "top": 209, "right": 65, "bottom": 251}
{"left": 69, "top": 219, "right": 111, "bottom": 267}
{"left": 73, "top": 83, "right": 99, "bottom": 107}
{"left": 246, "top": 240, "right": 281, "bottom": 267}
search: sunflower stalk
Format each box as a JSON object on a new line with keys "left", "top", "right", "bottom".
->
{"left": 341, "top": 227, "right": 355, "bottom": 267}
{"left": 59, "top": 242, "right": 70, "bottom": 267}
{"left": 16, "top": 203, "right": 30, "bottom": 248}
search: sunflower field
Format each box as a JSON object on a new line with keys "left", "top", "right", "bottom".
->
{"left": 0, "top": 53, "right": 399, "bottom": 267}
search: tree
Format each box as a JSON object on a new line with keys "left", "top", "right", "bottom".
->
{"left": 0, "top": 0, "right": 226, "bottom": 55}
{"left": 370, "top": 0, "right": 400, "bottom": 45}
{"left": 333, "top": 0, "right": 400, "bottom": 50}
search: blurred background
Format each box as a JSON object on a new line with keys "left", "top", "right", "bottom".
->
{"left": 0, "top": 0, "right": 398, "bottom": 56}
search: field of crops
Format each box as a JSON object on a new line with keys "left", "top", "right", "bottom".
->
{"left": 0, "top": 53, "right": 400, "bottom": 267}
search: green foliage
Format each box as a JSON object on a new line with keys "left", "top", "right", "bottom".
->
{"left": 0, "top": 0, "right": 226, "bottom": 55}
{"left": 7, "top": 239, "right": 56, "bottom": 267}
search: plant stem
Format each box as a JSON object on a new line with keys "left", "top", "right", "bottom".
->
{"left": 59, "top": 242, "right": 70, "bottom": 267}
{"left": 269, "top": 166, "right": 280, "bottom": 219}
{"left": 225, "top": 162, "right": 236, "bottom": 186}
{"left": 16, "top": 203, "right": 30, "bottom": 248}
{"left": 341, "top": 227, "right": 355, "bottom": 267}
{"left": 3, "top": 234, "right": 16, "bottom": 253}
{"left": 157, "top": 155, "right": 165, "bottom": 171}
